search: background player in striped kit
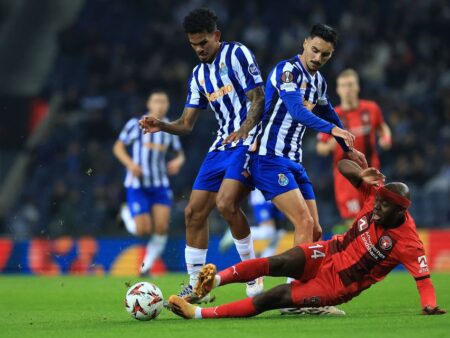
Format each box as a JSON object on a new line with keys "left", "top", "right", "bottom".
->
{"left": 317, "top": 69, "right": 392, "bottom": 228}
{"left": 113, "top": 90, "right": 185, "bottom": 275}
{"left": 250, "top": 24, "right": 367, "bottom": 250}
{"left": 139, "top": 8, "right": 266, "bottom": 300}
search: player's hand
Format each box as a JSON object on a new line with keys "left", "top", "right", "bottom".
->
{"left": 127, "top": 162, "right": 142, "bottom": 177}
{"left": 139, "top": 116, "right": 163, "bottom": 134}
{"left": 422, "top": 305, "right": 446, "bottom": 315}
{"left": 223, "top": 127, "right": 249, "bottom": 144}
{"left": 167, "top": 158, "right": 183, "bottom": 175}
{"left": 378, "top": 134, "right": 392, "bottom": 151}
{"left": 331, "top": 126, "right": 355, "bottom": 149}
{"left": 359, "top": 167, "right": 385, "bottom": 186}
{"left": 347, "top": 148, "right": 368, "bottom": 169}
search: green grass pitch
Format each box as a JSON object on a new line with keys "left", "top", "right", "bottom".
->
{"left": 0, "top": 272, "right": 448, "bottom": 338}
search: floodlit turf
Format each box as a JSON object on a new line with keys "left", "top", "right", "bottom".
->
{"left": 0, "top": 273, "right": 448, "bottom": 338}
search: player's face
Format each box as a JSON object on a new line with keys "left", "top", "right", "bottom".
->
{"left": 302, "top": 37, "right": 334, "bottom": 72}
{"left": 147, "top": 93, "right": 169, "bottom": 118}
{"left": 187, "top": 30, "right": 221, "bottom": 63}
{"left": 372, "top": 195, "right": 404, "bottom": 226}
{"left": 337, "top": 75, "right": 360, "bottom": 103}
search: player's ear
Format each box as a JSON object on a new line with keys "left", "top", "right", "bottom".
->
{"left": 214, "top": 30, "right": 221, "bottom": 42}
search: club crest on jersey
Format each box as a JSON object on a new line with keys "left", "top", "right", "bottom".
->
{"left": 278, "top": 173, "right": 289, "bottom": 186}
{"left": 219, "top": 62, "right": 228, "bottom": 76}
{"left": 357, "top": 216, "right": 369, "bottom": 232}
{"left": 378, "top": 235, "right": 393, "bottom": 251}
{"left": 248, "top": 63, "right": 260, "bottom": 76}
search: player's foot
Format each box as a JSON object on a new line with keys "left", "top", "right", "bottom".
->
{"left": 246, "top": 277, "right": 264, "bottom": 297}
{"left": 219, "top": 229, "right": 234, "bottom": 253}
{"left": 280, "top": 306, "right": 346, "bottom": 316}
{"left": 168, "top": 295, "right": 197, "bottom": 319}
{"left": 195, "top": 263, "right": 217, "bottom": 297}
{"left": 139, "top": 262, "right": 152, "bottom": 278}
{"left": 116, "top": 204, "right": 127, "bottom": 229}
{"left": 177, "top": 284, "right": 216, "bottom": 304}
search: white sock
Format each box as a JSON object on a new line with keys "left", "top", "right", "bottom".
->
{"left": 233, "top": 233, "right": 255, "bottom": 261}
{"left": 185, "top": 245, "right": 207, "bottom": 287}
{"left": 287, "top": 277, "right": 295, "bottom": 284}
{"left": 215, "top": 275, "right": 221, "bottom": 287}
{"left": 194, "top": 306, "right": 202, "bottom": 319}
{"left": 121, "top": 206, "right": 137, "bottom": 236}
{"left": 141, "top": 234, "right": 168, "bottom": 273}
{"left": 250, "top": 225, "right": 276, "bottom": 240}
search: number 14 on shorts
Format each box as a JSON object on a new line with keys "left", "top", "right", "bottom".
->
{"left": 308, "top": 243, "right": 326, "bottom": 259}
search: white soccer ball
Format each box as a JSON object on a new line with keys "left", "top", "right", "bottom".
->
{"left": 125, "top": 282, "right": 164, "bottom": 321}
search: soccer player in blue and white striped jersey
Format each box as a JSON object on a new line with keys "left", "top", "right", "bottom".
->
{"left": 113, "top": 90, "right": 185, "bottom": 275}
{"left": 139, "top": 8, "right": 266, "bottom": 300}
{"left": 251, "top": 24, "right": 367, "bottom": 251}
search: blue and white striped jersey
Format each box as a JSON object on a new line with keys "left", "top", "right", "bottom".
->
{"left": 257, "top": 55, "right": 331, "bottom": 163}
{"left": 119, "top": 116, "right": 182, "bottom": 188}
{"left": 185, "top": 42, "right": 264, "bottom": 152}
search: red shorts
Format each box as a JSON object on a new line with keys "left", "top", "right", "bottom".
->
{"left": 333, "top": 169, "right": 364, "bottom": 219}
{"left": 292, "top": 242, "right": 354, "bottom": 307}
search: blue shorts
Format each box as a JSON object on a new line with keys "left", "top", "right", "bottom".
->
{"left": 126, "top": 187, "right": 172, "bottom": 217}
{"left": 192, "top": 146, "right": 254, "bottom": 192}
{"left": 252, "top": 202, "right": 285, "bottom": 224}
{"left": 250, "top": 154, "right": 315, "bottom": 201}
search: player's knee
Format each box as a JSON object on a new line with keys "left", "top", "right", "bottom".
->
{"left": 253, "top": 285, "right": 292, "bottom": 311}
{"left": 216, "top": 195, "right": 237, "bottom": 218}
{"left": 135, "top": 219, "right": 151, "bottom": 236}
{"left": 184, "top": 204, "right": 205, "bottom": 229}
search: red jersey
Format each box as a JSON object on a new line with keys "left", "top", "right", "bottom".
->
{"left": 324, "top": 182, "right": 436, "bottom": 307}
{"left": 318, "top": 100, "right": 385, "bottom": 168}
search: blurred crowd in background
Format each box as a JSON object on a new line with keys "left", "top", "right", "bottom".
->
{"left": 6, "top": 0, "right": 450, "bottom": 239}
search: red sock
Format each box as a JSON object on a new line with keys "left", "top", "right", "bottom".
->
{"left": 218, "top": 257, "right": 269, "bottom": 285}
{"left": 201, "top": 297, "right": 259, "bottom": 318}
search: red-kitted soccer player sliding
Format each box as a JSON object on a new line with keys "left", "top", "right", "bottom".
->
{"left": 168, "top": 159, "right": 445, "bottom": 318}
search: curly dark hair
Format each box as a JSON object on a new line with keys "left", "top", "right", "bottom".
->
{"left": 309, "top": 24, "right": 338, "bottom": 47}
{"left": 183, "top": 8, "right": 218, "bottom": 34}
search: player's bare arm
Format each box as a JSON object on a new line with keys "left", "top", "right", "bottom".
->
{"left": 167, "top": 150, "right": 186, "bottom": 175}
{"left": 112, "top": 140, "right": 142, "bottom": 177}
{"left": 377, "top": 122, "right": 392, "bottom": 150}
{"left": 139, "top": 107, "right": 201, "bottom": 136}
{"left": 337, "top": 159, "right": 385, "bottom": 188}
{"left": 224, "top": 86, "right": 265, "bottom": 144}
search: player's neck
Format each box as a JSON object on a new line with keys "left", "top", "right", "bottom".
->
{"left": 341, "top": 99, "right": 359, "bottom": 111}
{"left": 205, "top": 42, "right": 221, "bottom": 64}
{"left": 382, "top": 215, "right": 406, "bottom": 229}
{"left": 298, "top": 54, "right": 317, "bottom": 76}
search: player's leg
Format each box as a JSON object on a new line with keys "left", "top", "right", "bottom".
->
{"left": 140, "top": 187, "right": 172, "bottom": 274}
{"left": 182, "top": 151, "right": 224, "bottom": 293}
{"left": 169, "top": 283, "right": 295, "bottom": 319}
{"left": 272, "top": 189, "right": 314, "bottom": 246}
{"left": 305, "top": 199, "right": 322, "bottom": 241}
{"left": 184, "top": 189, "right": 217, "bottom": 287}
{"left": 124, "top": 188, "right": 152, "bottom": 236}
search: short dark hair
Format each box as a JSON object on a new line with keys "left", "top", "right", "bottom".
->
{"left": 309, "top": 24, "right": 338, "bottom": 47}
{"left": 183, "top": 8, "right": 218, "bottom": 34}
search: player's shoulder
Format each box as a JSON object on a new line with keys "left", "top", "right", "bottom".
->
{"left": 359, "top": 99, "right": 380, "bottom": 110}
{"left": 124, "top": 117, "right": 140, "bottom": 127}
{"left": 229, "top": 41, "right": 253, "bottom": 53}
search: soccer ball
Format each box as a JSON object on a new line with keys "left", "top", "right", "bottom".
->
{"left": 125, "top": 282, "right": 164, "bottom": 321}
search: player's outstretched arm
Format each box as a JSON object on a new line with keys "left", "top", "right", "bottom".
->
{"left": 337, "top": 159, "right": 385, "bottom": 188}
{"left": 139, "top": 107, "right": 201, "bottom": 136}
{"left": 224, "top": 86, "right": 265, "bottom": 144}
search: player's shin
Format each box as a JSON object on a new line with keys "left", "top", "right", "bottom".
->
{"left": 218, "top": 258, "right": 269, "bottom": 285}
{"left": 201, "top": 297, "right": 260, "bottom": 318}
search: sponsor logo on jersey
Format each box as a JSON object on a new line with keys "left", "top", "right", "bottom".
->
{"left": 378, "top": 235, "right": 393, "bottom": 251}
{"left": 358, "top": 216, "right": 369, "bottom": 232}
{"left": 144, "top": 142, "right": 168, "bottom": 151}
{"left": 278, "top": 173, "right": 289, "bottom": 186}
{"left": 206, "top": 84, "right": 234, "bottom": 102}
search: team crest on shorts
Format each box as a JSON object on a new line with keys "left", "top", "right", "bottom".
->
{"left": 378, "top": 235, "right": 393, "bottom": 251}
{"left": 278, "top": 173, "right": 289, "bottom": 186}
